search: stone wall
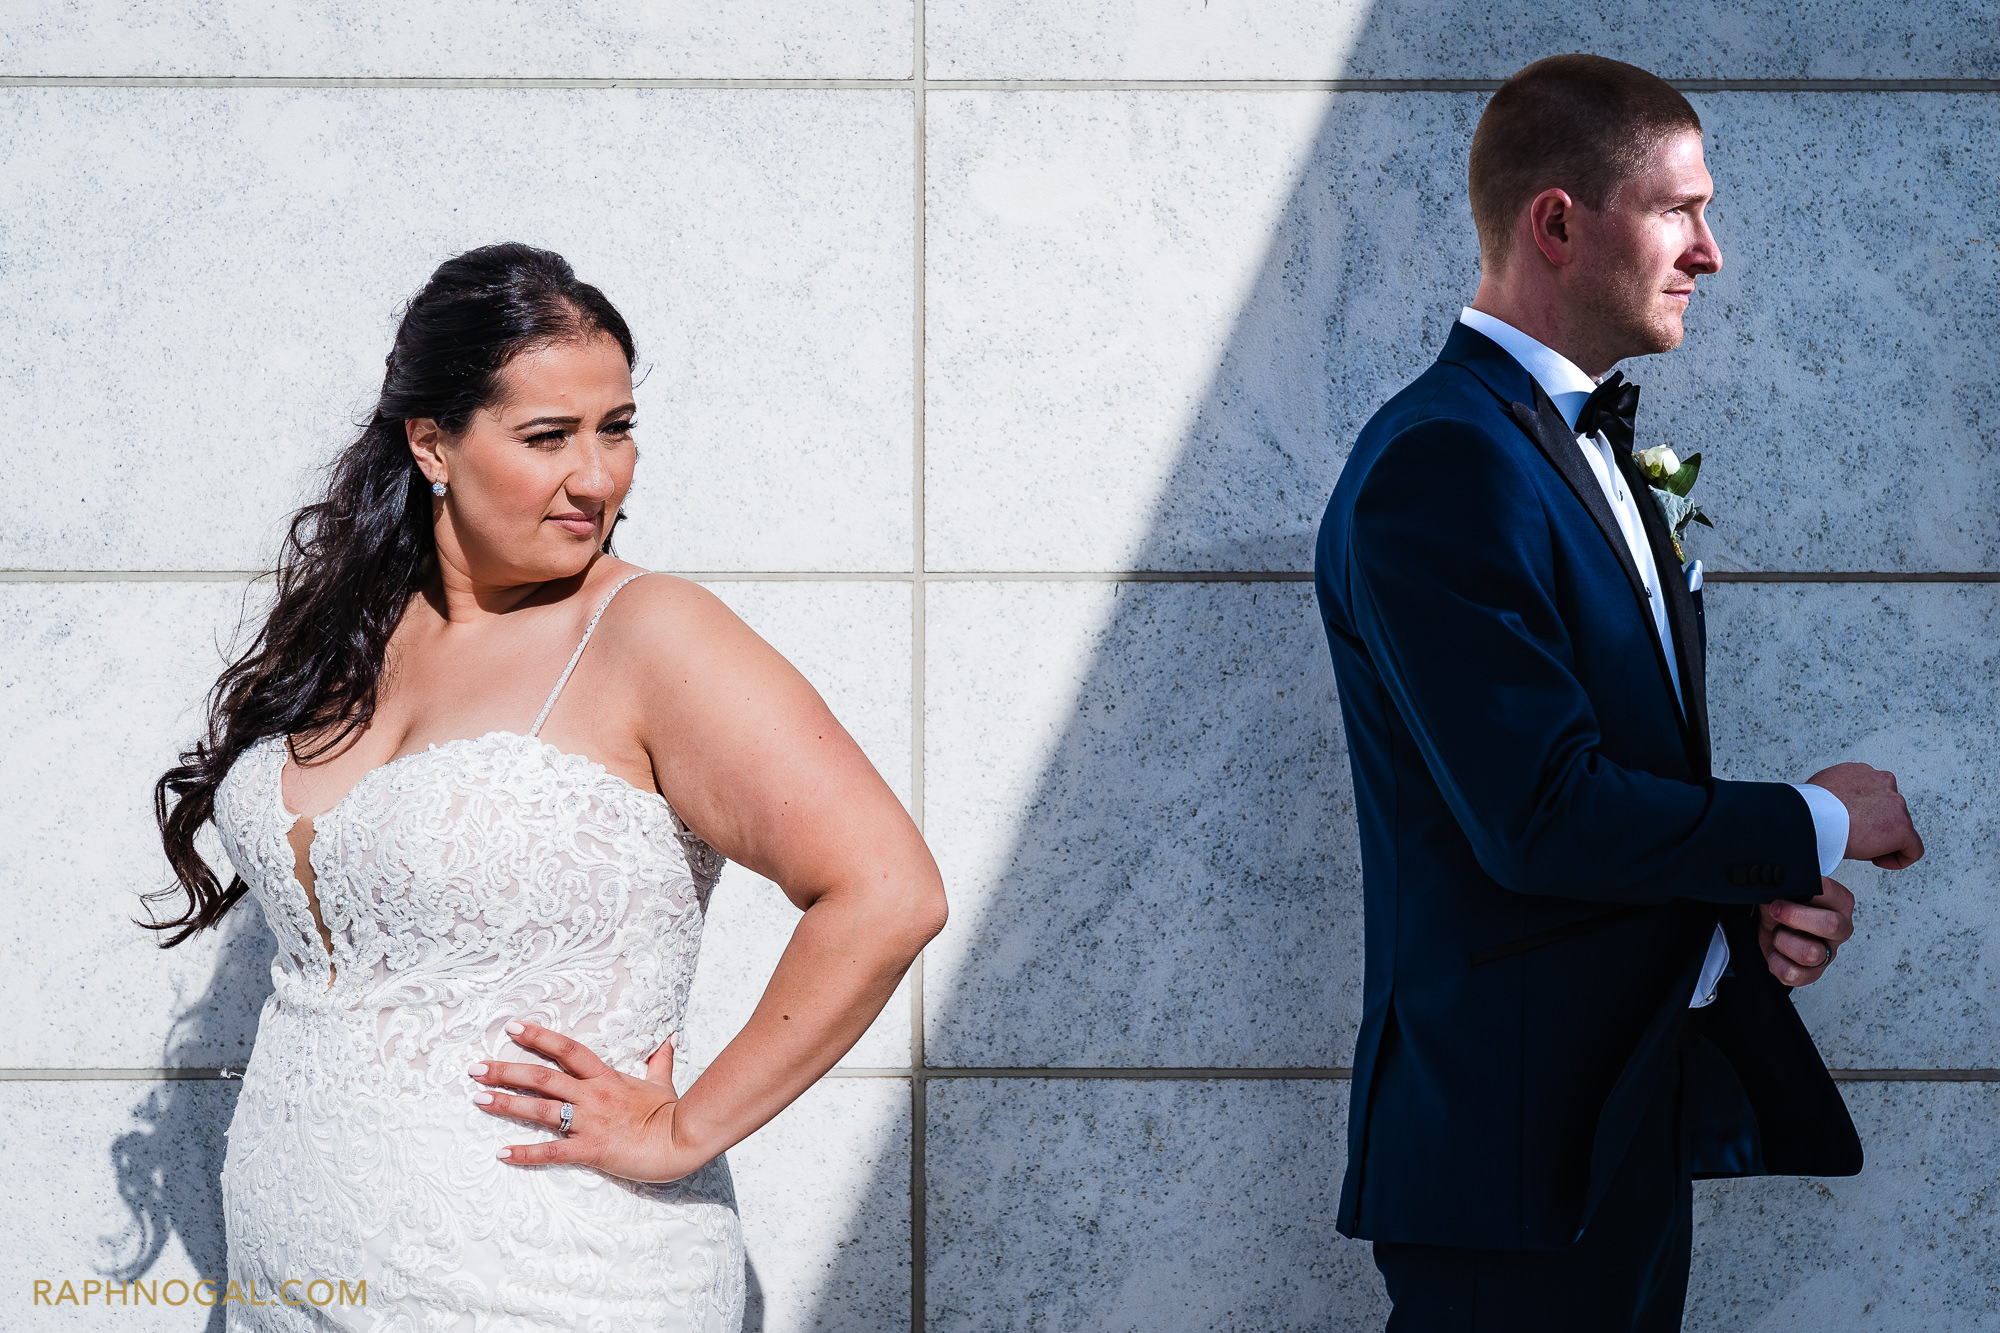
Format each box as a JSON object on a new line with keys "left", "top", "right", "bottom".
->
{"left": 3, "top": 3, "right": 1994, "bottom": 1327}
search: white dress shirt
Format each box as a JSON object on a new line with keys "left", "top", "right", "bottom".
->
{"left": 1457, "top": 308, "right": 1848, "bottom": 1006}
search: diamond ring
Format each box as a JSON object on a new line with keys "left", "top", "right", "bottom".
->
{"left": 558, "top": 1102, "right": 574, "bottom": 1135}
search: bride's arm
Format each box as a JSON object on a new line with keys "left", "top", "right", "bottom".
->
{"left": 477, "top": 574, "right": 946, "bottom": 1182}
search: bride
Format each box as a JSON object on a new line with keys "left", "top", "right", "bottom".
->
{"left": 149, "top": 242, "right": 947, "bottom": 1330}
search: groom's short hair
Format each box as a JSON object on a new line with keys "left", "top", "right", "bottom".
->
{"left": 1469, "top": 54, "right": 1703, "bottom": 268}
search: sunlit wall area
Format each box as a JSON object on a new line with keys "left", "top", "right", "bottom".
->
{"left": 2, "top": 2, "right": 1994, "bottom": 1329}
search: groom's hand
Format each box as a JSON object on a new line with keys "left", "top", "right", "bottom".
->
{"left": 1807, "top": 761, "right": 1925, "bottom": 869}
{"left": 1758, "top": 876, "right": 1854, "bottom": 987}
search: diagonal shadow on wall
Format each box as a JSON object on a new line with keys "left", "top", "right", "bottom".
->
{"left": 104, "top": 15, "right": 1881, "bottom": 1332}
{"left": 800, "top": 11, "right": 1931, "bottom": 1330}
{"left": 789, "top": 6, "right": 1515, "bottom": 1326}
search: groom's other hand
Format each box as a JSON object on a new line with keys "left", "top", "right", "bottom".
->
{"left": 1759, "top": 876, "right": 1855, "bottom": 987}
{"left": 1808, "top": 761, "right": 1926, "bottom": 868}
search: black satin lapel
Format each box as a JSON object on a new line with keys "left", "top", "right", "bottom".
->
{"left": 1508, "top": 384, "right": 1652, "bottom": 612}
{"left": 1508, "top": 383, "right": 1696, "bottom": 766}
{"left": 1615, "top": 448, "right": 1713, "bottom": 775}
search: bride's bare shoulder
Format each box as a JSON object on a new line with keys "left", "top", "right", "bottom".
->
{"left": 589, "top": 566, "right": 772, "bottom": 673}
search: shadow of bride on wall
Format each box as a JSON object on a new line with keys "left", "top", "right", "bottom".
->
{"left": 104, "top": 902, "right": 269, "bottom": 1333}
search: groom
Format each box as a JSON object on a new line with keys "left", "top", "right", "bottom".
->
{"left": 1313, "top": 54, "right": 1925, "bottom": 1329}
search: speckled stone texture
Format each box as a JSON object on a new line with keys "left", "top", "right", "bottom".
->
{"left": 922, "top": 581, "right": 1359, "bottom": 1067}
{"left": 0, "top": 88, "right": 913, "bottom": 574}
{"left": 929, "top": 0, "right": 2000, "bottom": 80}
{"left": 1704, "top": 582, "right": 2000, "bottom": 1069}
{"left": 1, "top": 578, "right": 916, "bottom": 1072}
{"left": 1688, "top": 1083, "right": 2000, "bottom": 1331}
{"left": 926, "top": 91, "right": 1481, "bottom": 573}
{"left": 726, "top": 1078, "right": 914, "bottom": 1332}
{"left": 1645, "top": 94, "right": 2000, "bottom": 574}
{"left": 7, "top": 2, "right": 1997, "bottom": 1328}
{"left": 3, "top": 1076, "right": 909, "bottom": 1332}
{"left": 2, "top": 1079, "right": 241, "bottom": 1329}
{"left": 0, "top": 1, "right": 912, "bottom": 78}
{"left": 926, "top": 90, "right": 1999, "bottom": 574}
{"left": 0, "top": 581, "right": 274, "bottom": 1070}
{"left": 925, "top": 1078, "right": 1379, "bottom": 1330}
{"left": 682, "top": 582, "right": 915, "bottom": 1073}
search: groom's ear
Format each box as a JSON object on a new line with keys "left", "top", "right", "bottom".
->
{"left": 1527, "top": 188, "right": 1581, "bottom": 268}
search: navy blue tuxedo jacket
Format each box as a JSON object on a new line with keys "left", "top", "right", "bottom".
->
{"left": 1313, "top": 323, "right": 1862, "bottom": 1251}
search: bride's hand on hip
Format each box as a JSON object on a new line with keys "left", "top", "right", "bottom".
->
{"left": 470, "top": 1019, "right": 705, "bottom": 1183}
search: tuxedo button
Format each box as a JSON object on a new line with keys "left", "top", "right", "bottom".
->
{"left": 1728, "top": 865, "right": 1749, "bottom": 886}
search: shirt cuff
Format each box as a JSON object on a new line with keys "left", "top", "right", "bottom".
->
{"left": 1689, "top": 922, "right": 1728, "bottom": 1008}
{"left": 1791, "top": 783, "right": 1850, "bottom": 878}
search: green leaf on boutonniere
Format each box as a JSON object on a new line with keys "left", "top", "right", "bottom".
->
{"left": 1636, "top": 445, "right": 1713, "bottom": 555}
{"left": 1661, "top": 451, "right": 1701, "bottom": 499}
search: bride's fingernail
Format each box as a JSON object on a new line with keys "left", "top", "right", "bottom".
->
{"left": 505, "top": 1021, "right": 525, "bottom": 1035}
{"left": 467, "top": 1063, "right": 488, "bottom": 1077}
{"left": 473, "top": 1092, "right": 492, "bottom": 1105}
{"left": 496, "top": 1148, "right": 512, "bottom": 1160}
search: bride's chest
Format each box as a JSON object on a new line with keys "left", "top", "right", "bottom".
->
{"left": 215, "top": 734, "right": 718, "bottom": 971}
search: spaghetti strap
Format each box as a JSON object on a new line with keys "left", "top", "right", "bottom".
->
{"left": 529, "top": 572, "right": 648, "bottom": 738}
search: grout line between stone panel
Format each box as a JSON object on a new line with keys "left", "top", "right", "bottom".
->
{"left": 9, "top": 570, "right": 2000, "bottom": 584}
{"left": 933, "top": 78, "right": 2000, "bottom": 92}
{"left": 13, "top": 1067, "right": 1999, "bottom": 1081}
{"left": 0, "top": 76, "right": 918, "bottom": 89}
{"left": 3, "top": 76, "right": 1993, "bottom": 92}
{"left": 0, "top": 570, "right": 272, "bottom": 581}
{"left": 909, "top": 7, "right": 929, "bottom": 1328}
{"left": 1702, "top": 571, "right": 2000, "bottom": 583}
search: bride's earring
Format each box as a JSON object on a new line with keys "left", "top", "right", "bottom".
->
{"left": 431, "top": 480, "right": 448, "bottom": 496}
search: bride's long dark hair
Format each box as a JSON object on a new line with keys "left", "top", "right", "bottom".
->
{"left": 147, "top": 242, "right": 637, "bottom": 946}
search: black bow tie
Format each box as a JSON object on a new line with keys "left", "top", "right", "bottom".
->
{"left": 1573, "top": 371, "right": 1641, "bottom": 450}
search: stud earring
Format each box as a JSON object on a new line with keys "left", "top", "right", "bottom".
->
{"left": 431, "top": 480, "right": 448, "bottom": 497}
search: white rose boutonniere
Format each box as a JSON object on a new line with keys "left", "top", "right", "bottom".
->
{"left": 1632, "top": 445, "right": 1712, "bottom": 565}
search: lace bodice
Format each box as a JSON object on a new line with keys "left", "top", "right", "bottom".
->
{"left": 215, "top": 727, "right": 722, "bottom": 1091}
{"left": 209, "top": 573, "right": 747, "bottom": 1330}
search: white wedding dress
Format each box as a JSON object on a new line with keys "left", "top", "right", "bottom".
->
{"left": 210, "top": 573, "right": 747, "bottom": 1330}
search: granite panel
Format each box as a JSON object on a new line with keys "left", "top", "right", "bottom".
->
{"left": 685, "top": 863, "right": 916, "bottom": 1077}
{"left": 929, "top": 0, "right": 2000, "bottom": 81}
{"left": 925, "top": 1078, "right": 2000, "bottom": 1331}
{"left": 0, "top": 1078, "right": 238, "bottom": 1329}
{"left": 0, "top": 0, "right": 910, "bottom": 78}
{"left": 3, "top": 577, "right": 915, "bottom": 1071}
{"left": 925, "top": 91, "right": 1479, "bottom": 573}
{"left": 0, "top": 1074, "right": 910, "bottom": 1331}
{"left": 921, "top": 581, "right": 1359, "bottom": 1068}
{"left": 1688, "top": 1081, "right": 2000, "bottom": 1331}
{"left": 0, "top": 581, "right": 275, "bottom": 1070}
{"left": 1706, "top": 582, "right": 2000, "bottom": 1070}
{"left": 928, "top": 91, "right": 1997, "bottom": 574}
{"left": 1648, "top": 94, "right": 2000, "bottom": 575}
{"left": 681, "top": 581, "right": 915, "bottom": 1074}
{"left": 698, "top": 581, "right": 915, "bottom": 808}
{"left": 924, "top": 1077, "right": 1378, "bottom": 1330}
{"left": 0, "top": 88, "right": 912, "bottom": 573}
{"left": 726, "top": 1077, "right": 912, "bottom": 1332}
